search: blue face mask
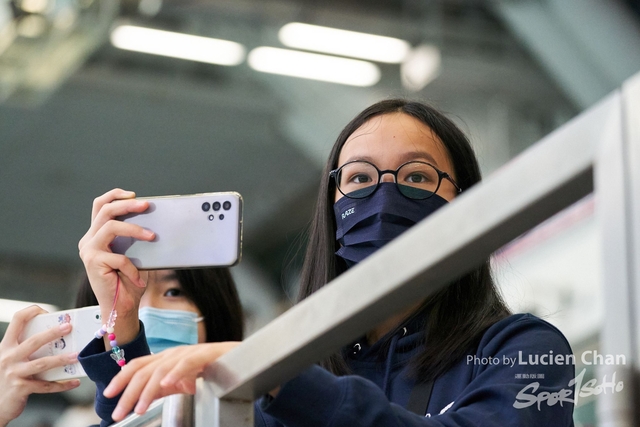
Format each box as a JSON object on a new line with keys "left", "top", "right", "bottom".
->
{"left": 333, "top": 182, "right": 449, "bottom": 268}
{"left": 138, "top": 307, "right": 203, "bottom": 353}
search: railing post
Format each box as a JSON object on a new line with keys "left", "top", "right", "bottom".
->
{"left": 594, "top": 72, "right": 640, "bottom": 427}
{"left": 162, "top": 394, "right": 194, "bottom": 427}
{"left": 195, "top": 378, "right": 253, "bottom": 427}
{"left": 622, "top": 71, "right": 640, "bottom": 426}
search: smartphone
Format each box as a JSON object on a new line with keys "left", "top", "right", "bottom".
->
{"left": 110, "top": 192, "right": 243, "bottom": 270}
{"left": 20, "top": 306, "right": 102, "bottom": 381}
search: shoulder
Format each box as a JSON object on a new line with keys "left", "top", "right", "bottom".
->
{"left": 477, "top": 313, "right": 573, "bottom": 356}
{"left": 429, "top": 314, "right": 576, "bottom": 424}
{"left": 483, "top": 313, "right": 570, "bottom": 341}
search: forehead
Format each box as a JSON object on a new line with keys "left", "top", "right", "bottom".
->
{"left": 147, "top": 269, "right": 179, "bottom": 286}
{"left": 338, "top": 113, "right": 453, "bottom": 172}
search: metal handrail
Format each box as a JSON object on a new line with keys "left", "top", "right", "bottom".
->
{"left": 111, "top": 394, "right": 195, "bottom": 427}
{"left": 111, "top": 398, "right": 164, "bottom": 427}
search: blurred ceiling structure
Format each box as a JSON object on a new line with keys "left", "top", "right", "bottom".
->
{"left": 1, "top": 0, "right": 640, "bottom": 328}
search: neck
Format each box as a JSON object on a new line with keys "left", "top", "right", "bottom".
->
{"left": 366, "top": 301, "right": 423, "bottom": 345}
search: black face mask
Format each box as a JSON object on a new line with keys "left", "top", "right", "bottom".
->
{"left": 333, "top": 182, "right": 449, "bottom": 268}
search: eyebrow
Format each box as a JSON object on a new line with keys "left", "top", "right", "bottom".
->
{"left": 342, "top": 151, "right": 440, "bottom": 168}
{"left": 156, "top": 272, "right": 179, "bottom": 282}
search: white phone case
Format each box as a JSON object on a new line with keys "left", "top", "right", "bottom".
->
{"left": 111, "top": 192, "right": 243, "bottom": 270}
{"left": 20, "top": 306, "right": 102, "bottom": 381}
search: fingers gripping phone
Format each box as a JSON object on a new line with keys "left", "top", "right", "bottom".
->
{"left": 21, "top": 306, "right": 102, "bottom": 381}
{"left": 110, "top": 192, "right": 243, "bottom": 269}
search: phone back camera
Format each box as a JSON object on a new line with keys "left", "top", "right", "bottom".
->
{"left": 202, "top": 202, "right": 211, "bottom": 212}
{"left": 223, "top": 201, "right": 231, "bottom": 210}
{"left": 213, "top": 202, "right": 221, "bottom": 211}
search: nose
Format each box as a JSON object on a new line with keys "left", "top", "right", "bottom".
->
{"left": 379, "top": 171, "right": 395, "bottom": 183}
{"left": 139, "top": 292, "right": 156, "bottom": 308}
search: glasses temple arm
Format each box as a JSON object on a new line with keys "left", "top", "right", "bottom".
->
{"left": 442, "top": 173, "right": 463, "bottom": 193}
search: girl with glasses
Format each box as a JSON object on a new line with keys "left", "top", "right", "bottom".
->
{"left": 95, "top": 99, "right": 575, "bottom": 426}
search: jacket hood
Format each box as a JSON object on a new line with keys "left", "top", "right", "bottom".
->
{"left": 345, "top": 309, "right": 427, "bottom": 398}
{"left": 347, "top": 313, "right": 425, "bottom": 362}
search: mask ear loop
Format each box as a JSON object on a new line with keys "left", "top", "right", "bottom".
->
{"left": 94, "top": 275, "right": 126, "bottom": 368}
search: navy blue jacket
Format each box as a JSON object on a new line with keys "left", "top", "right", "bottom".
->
{"left": 256, "top": 313, "right": 575, "bottom": 426}
{"left": 80, "top": 314, "right": 575, "bottom": 426}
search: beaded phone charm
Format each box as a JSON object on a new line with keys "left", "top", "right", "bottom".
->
{"left": 94, "top": 275, "right": 126, "bottom": 368}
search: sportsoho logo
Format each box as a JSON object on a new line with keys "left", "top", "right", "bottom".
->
{"left": 512, "top": 351, "right": 625, "bottom": 410}
{"left": 468, "top": 351, "right": 627, "bottom": 410}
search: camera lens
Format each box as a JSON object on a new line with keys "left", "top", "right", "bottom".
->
{"left": 213, "top": 202, "right": 221, "bottom": 211}
{"left": 223, "top": 201, "right": 231, "bottom": 210}
{"left": 202, "top": 202, "right": 211, "bottom": 212}
{"left": 219, "top": 214, "right": 225, "bottom": 220}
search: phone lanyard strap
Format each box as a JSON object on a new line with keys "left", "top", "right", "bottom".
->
{"left": 94, "top": 275, "right": 126, "bottom": 368}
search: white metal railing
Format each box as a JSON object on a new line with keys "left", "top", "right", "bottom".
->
{"left": 112, "top": 394, "right": 194, "bottom": 427}
{"left": 595, "top": 73, "right": 640, "bottom": 427}
{"left": 112, "top": 397, "right": 163, "bottom": 427}
{"left": 116, "top": 71, "right": 640, "bottom": 427}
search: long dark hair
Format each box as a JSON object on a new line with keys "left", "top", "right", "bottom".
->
{"left": 297, "top": 98, "right": 511, "bottom": 381}
{"left": 75, "top": 268, "right": 244, "bottom": 342}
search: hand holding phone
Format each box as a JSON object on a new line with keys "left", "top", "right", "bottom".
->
{"left": 0, "top": 306, "right": 81, "bottom": 426}
{"left": 78, "top": 189, "right": 151, "bottom": 347}
{"left": 20, "top": 306, "right": 103, "bottom": 381}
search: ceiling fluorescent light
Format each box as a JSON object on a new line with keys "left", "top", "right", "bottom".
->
{"left": 401, "top": 44, "right": 441, "bottom": 91}
{"left": 279, "top": 22, "right": 410, "bottom": 64}
{"left": 0, "top": 298, "right": 58, "bottom": 323}
{"left": 248, "top": 47, "right": 380, "bottom": 87}
{"left": 110, "top": 25, "right": 245, "bottom": 66}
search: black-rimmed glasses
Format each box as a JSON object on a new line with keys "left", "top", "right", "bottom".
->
{"left": 329, "top": 160, "right": 462, "bottom": 200}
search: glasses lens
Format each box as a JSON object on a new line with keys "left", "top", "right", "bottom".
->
{"left": 397, "top": 162, "right": 439, "bottom": 199}
{"left": 337, "top": 161, "right": 378, "bottom": 198}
